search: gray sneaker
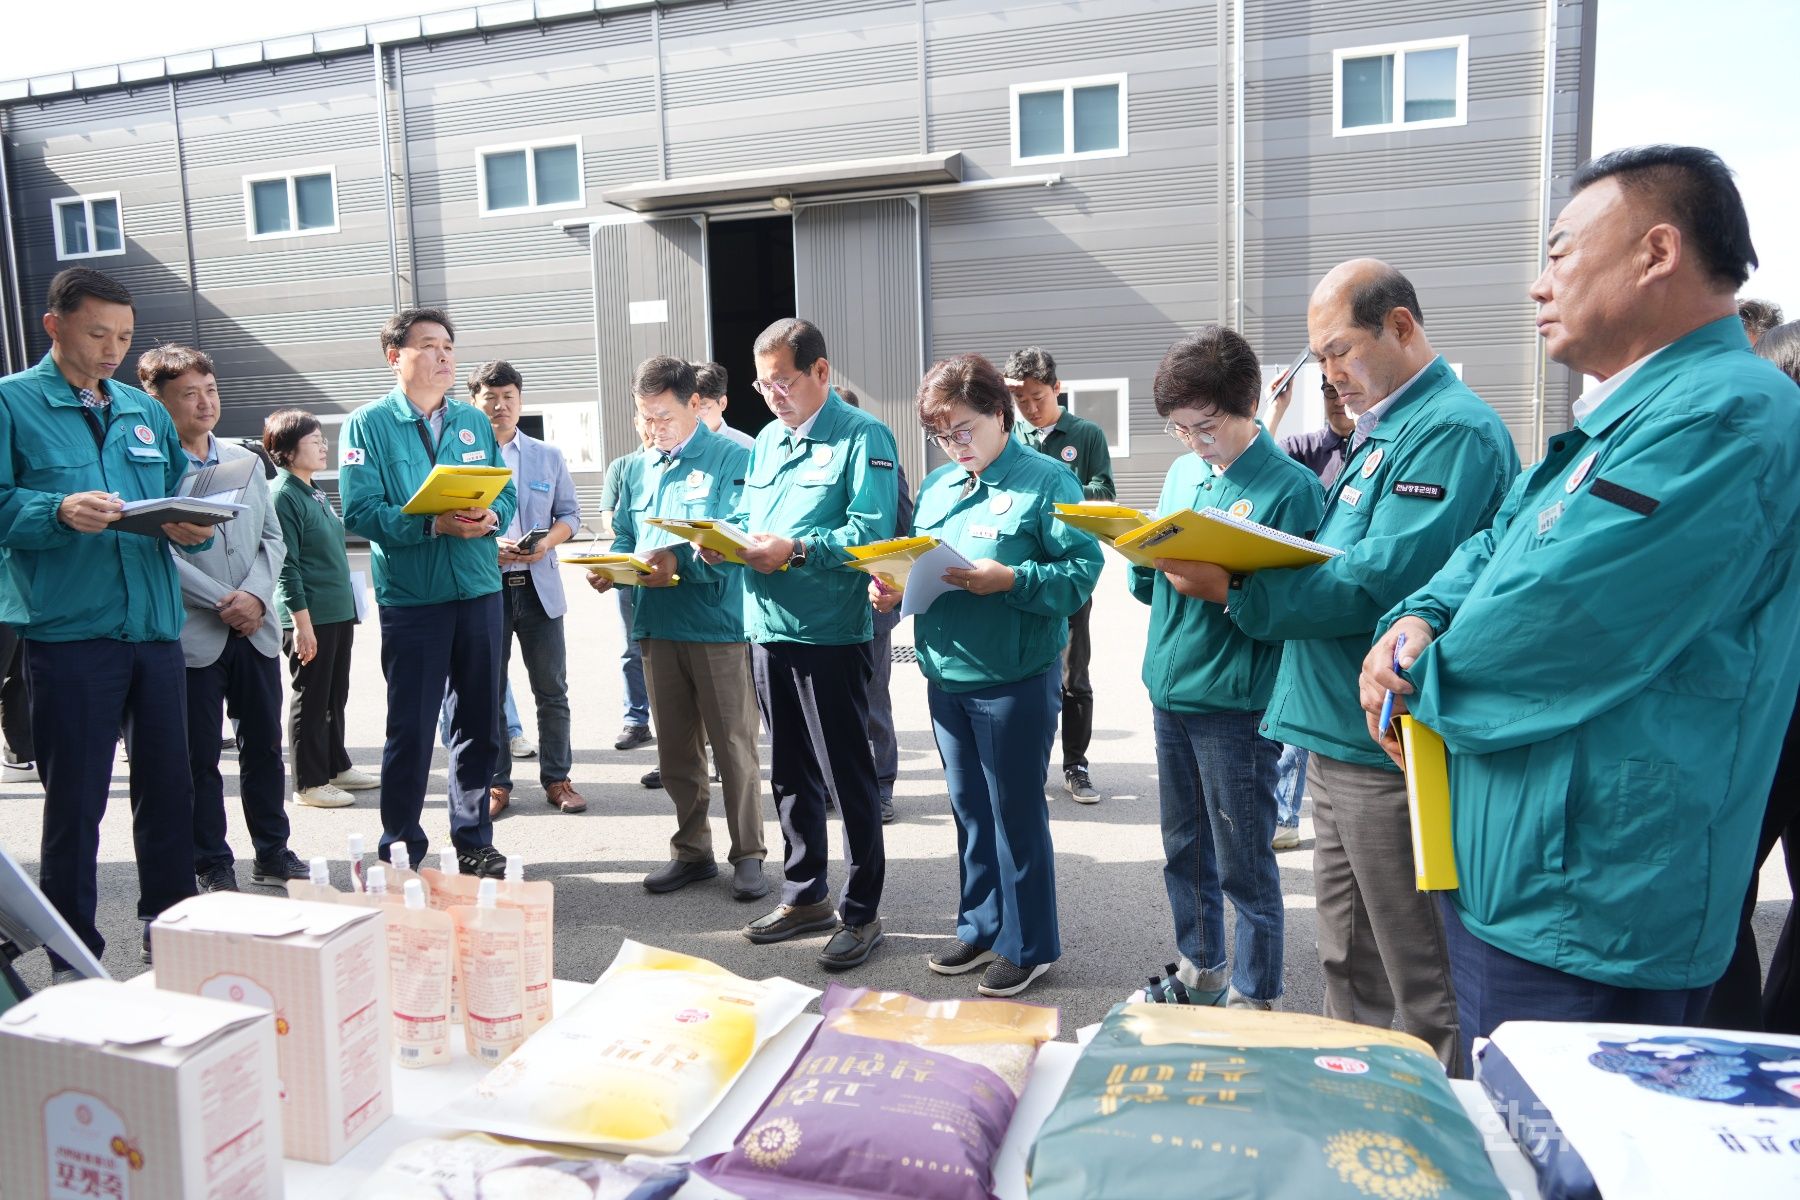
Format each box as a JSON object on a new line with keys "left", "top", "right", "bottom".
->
{"left": 643, "top": 859, "right": 719, "bottom": 894}
{"left": 817, "top": 920, "right": 884, "bottom": 970}
{"left": 978, "top": 956, "right": 1051, "bottom": 997}
{"left": 880, "top": 796, "right": 896, "bottom": 824}
{"left": 1064, "top": 767, "right": 1100, "bottom": 804}
{"left": 731, "top": 859, "right": 770, "bottom": 901}
{"left": 927, "top": 939, "right": 996, "bottom": 976}
{"left": 743, "top": 899, "right": 839, "bottom": 944}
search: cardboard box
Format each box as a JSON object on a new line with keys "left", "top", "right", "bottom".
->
{"left": 152, "top": 892, "right": 392, "bottom": 1164}
{"left": 0, "top": 978, "right": 282, "bottom": 1199}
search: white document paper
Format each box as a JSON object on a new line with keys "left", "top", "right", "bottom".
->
{"left": 349, "top": 569, "right": 371, "bottom": 624}
{"left": 900, "top": 541, "right": 977, "bottom": 618}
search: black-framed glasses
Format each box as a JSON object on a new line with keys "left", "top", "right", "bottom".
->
{"left": 752, "top": 373, "right": 805, "bottom": 400}
{"left": 924, "top": 422, "right": 979, "bottom": 450}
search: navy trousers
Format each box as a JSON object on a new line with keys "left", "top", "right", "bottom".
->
{"left": 188, "top": 637, "right": 289, "bottom": 872}
{"left": 28, "top": 638, "right": 197, "bottom": 966}
{"left": 378, "top": 594, "right": 502, "bottom": 867}
{"left": 753, "top": 640, "right": 885, "bottom": 926}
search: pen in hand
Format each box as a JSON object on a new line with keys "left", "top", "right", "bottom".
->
{"left": 1378, "top": 632, "right": 1408, "bottom": 738}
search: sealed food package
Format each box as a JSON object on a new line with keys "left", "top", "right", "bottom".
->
{"left": 351, "top": 1135, "right": 687, "bottom": 1199}
{"left": 1028, "top": 1004, "right": 1508, "bottom": 1200}
{"left": 697, "top": 984, "right": 1058, "bottom": 1200}
{"left": 436, "top": 940, "right": 817, "bottom": 1154}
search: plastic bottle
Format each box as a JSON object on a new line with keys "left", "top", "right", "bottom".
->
{"left": 347, "top": 864, "right": 405, "bottom": 909}
{"left": 420, "top": 847, "right": 475, "bottom": 1022}
{"left": 285, "top": 857, "right": 339, "bottom": 903}
{"left": 500, "top": 857, "right": 555, "bottom": 1032}
{"left": 387, "top": 879, "right": 453, "bottom": 1069}
{"left": 348, "top": 832, "right": 368, "bottom": 893}
{"left": 449, "top": 878, "right": 527, "bottom": 1063}
{"left": 385, "top": 843, "right": 424, "bottom": 898}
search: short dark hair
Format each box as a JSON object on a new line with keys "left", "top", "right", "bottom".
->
{"left": 917, "top": 354, "right": 1014, "bottom": 433}
{"left": 379, "top": 307, "right": 455, "bottom": 354}
{"left": 261, "top": 408, "right": 322, "bottom": 468}
{"left": 1753, "top": 321, "right": 1800, "bottom": 388}
{"left": 838, "top": 388, "right": 862, "bottom": 409}
{"left": 633, "top": 355, "right": 696, "bottom": 401}
{"left": 692, "top": 361, "right": 728, "bottom": 400}
{"left": 1739, "top": 298, "right": 1785, "bottom": 341}
{"left": 1572, "top": 144, "right": 1757, "bottom": 290}
{"left": 467, "top": 360, "right": 524, "bottom": 397}
{"left": 47, "top": 266, "right": 133, "bottom": 315}
{"left": 1002, "top": 346, "right": 1058, "bottom": 387}
{"left": 1152, "top": 326, "right": 1263, "bottom": 419}
{"left": 1347, "top": 267, "right": 1425, "bottom": 337}
{"left": 753, "top": 318, "right": 827, "bottom": 372}
{"left": 135, "top": 343, "right": 215, "bottom": 396}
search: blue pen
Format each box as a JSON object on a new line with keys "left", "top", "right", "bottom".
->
{"left": 1378, "top": 632, "right": 1408, "bottom": 736}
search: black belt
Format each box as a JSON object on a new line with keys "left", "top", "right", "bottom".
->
{"left": 504, "top": 571, "right": 531, "bottom": 588}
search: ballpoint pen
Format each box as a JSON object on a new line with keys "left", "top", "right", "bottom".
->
{"left": 1378, "top": 632, "right": 1408, "bottom": 738}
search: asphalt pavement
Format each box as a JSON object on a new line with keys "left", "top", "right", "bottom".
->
{"left": 2, "top": 553, "right": 1790, "bottom": 1037}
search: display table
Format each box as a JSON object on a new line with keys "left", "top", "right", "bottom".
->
{"left": 283, "top": 979, "right": 1540, "bottom": 1198}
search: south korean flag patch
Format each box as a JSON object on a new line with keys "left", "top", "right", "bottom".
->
{"left": 341, "top": 446, "right": 365, "bottom": 467}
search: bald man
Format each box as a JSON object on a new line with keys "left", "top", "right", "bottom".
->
{"left": 1161, "top": 260, "right": 1519, "bottom": 1072}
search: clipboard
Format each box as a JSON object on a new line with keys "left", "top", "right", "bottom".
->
{"left": 643, "top": 517, "right": 771, "bottom": 568}
{"left": 400, "top": 465, "right": 512, "bottom": 515}
{"left": 1050, "top": 502, "right": 1153, "bottom": 546}
{"left": 1110, "top": 507, "right": 1341, "bottom": 571}
{"left": 844, "top": 535, "right": 976, "bottom": 617}
{"left": 1392, "top": 714, "right": 1458, "bottom": 891}
{"left": 560, "top": 553, "right": 678, "bottom": 587}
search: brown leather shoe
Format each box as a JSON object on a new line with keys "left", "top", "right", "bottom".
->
{"left": 545, "top": 780, "right": 587, "bottom": 814}
{"left": 488, "top": 786, "right": 511, "bottom": 818}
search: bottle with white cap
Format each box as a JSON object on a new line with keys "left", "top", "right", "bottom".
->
{"left": 419, "top": 845, "right": 477, "bottom": 911}
{"left": 499, "top": 857, "right": 555, "bottom": 1031}
{"left": 285, "top": 856, "right": 340, "bottom": 903}
{"left": 385, "top": 843, "right": 424, "bottom": 898}
{"left": 347, "top": 833, "right": 368, "bottom": 893}
{"left": 387, "top": 878, "right": 454, "bottom": 1068}
{"left": 449, "top": 877, "right": 527, "bottom": 1063}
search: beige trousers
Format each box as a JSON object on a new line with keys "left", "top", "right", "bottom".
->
{"left": 641, "top": 638, "right": 766, "bottom": 864}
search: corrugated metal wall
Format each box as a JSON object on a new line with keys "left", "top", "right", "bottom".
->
{"left": 592, "top": 215, "right": 709, "bottom": 463}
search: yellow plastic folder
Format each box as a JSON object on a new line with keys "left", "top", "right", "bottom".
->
{"left": 399, "top": 465, "right": 512, "bottom": 515}
{"left": 1050, "top": 502, "right": 1153, "bottom": 545}
{"left": 643, "top": 517, "right": 763, "bottom": 567}
{"left": 559, "top": 553, "right": 678, "bottom": 587}
{"left": 1110, "top": 507, "right": 1341, "bottom": 571}
{"left": 843, "top": 535, "right": 943, "bottom": 589}
{"left": 1394, "top": 714, "right": 1458, "bottom": 891}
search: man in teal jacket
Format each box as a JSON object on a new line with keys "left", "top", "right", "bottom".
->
{"left": 1169, "top": 262, "right": 1519, "bottom": 1073}
{"left": 593, "top": 356, "right": 767, "bottom": 902}
{"left": 0, "top": 267, "right": 215, "bottom": 975}
{"left": 339, "top": 307, "right": 517, "bottom": 878}
{"left": 715, "top": 318, "right": 899, "bottom": 970}
{"left": 1364, "top": 146, "right": 1800, "bottom": 1064}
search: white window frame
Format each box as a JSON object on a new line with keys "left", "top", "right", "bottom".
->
{"left": 241, "top": 166, "right": 340, "bottom": 241}
{"left": 1331, "top": 35, "right": 1469, "bottom": 138}
{"left": 1009, "top": 73, "right": 1130, "bottom": 166}
{"left": 51, "top": 192, "right": 126, "bottom": 261}
{"left": 475, "top": 137, "right": 586, "bottom": 217}
{"left": 1061, "top": 377, "right": 1131, "bottom": 459}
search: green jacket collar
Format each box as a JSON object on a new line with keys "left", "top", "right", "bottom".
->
{"left": 1221, "top": 424, "right": 1280, "bottom": 483}
{"left": 1575, "top": 315, "right": 1750, "bottom": 439}
{"left": 1363, "top": 356, "right": 1456, "bottom": 446}
{"left": 974, "top": 433, "right": 1030, "bottom": 490}
{"left": 377, "top": 385, "right": 460, "bottom": 423}
{"left": 33, "top": 352, "right": 152, "bottom": 416}
{"left": 784, "top": 389, "right": 848, "bottom": 446}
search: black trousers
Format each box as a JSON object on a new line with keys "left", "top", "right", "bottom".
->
{"left": 753, "top": 640, "right": 885, "bottom": 927}
{"left": 1703, "top": 699, "right": 1800, "bottom": 1034}
{"left": 0, "top": 623, "right": 32, "bottom": 762}
{"left": 379, "top": 595, "right": 501, "bottom": 867}
{"left": 28, "top": 638, "right": 197, "bottom": 967}
{"left": 284, "top": 619, "right": 355, "bottom": 791}
{"left": 1060, "top": 599, "right": 1094, "bottom": 771}
{"left": 189, "top": 637, "right": 289, "bottom": 872}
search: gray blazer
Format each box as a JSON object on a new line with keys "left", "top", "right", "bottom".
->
{"left": 501, "top": 430, "right": 582, "bottom": 620}
{"left": 173, "top": 439, "right": 286, "bottom": 667}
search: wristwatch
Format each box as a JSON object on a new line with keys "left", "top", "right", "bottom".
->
{"left": 786, "top": 539, "right": 809, "bottom": 569}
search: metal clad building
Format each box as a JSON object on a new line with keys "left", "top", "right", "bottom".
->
{"left": 0, "top": 0, "right": 1594, "bottom": 507}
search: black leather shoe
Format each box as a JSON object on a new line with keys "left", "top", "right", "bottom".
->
{"left": 641, "top": 767, "right": 663, "bottom": 789}
{"left": 643, "top": 859, "right": 719, "bottom": 893}
{"left": 615, "top": 724, "right": 655, "bottom": 751}
{"left": 743, "top": 899, "right": 838, "bottom": 944}
{"left": 818, "top": 920, "right": 884, "bottom": 971}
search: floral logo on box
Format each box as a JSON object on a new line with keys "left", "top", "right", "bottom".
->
{"left": 1322, "top": 1130, "right": 1447, "bottom": 1198}
{"left": 743, "top": 1117, "right": 802, "bottom": 1169}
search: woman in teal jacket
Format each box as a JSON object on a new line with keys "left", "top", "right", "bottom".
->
{"left": 1132, "top": 327, "right": 1325, "bottom": 1008}
{"left": 873, "top": 354, "right": 1101, "bottom": 997}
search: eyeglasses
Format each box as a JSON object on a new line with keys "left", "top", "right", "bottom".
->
{"left": 298, "top": 432, "right": 328, "bottom": 447}
{"left": 1164, "top": 418, "right": 1220, "bottom": 446}
{"left": 924, "top": 422, "right": 979, "bottom": 450}
{"left": 752, "top": 373, "right": 805, "bottom": 400}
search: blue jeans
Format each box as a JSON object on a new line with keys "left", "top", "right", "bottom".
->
{"left": 618, "top": 588, "right": 650, "bottom": 728}
{"left": 1275, "top": 742, "right": 1308, "bottom": 828}
{"left": 1153, "top": 706, "right": 1284, "bottom": 1001}
{"left": 440, "top": 681, "right": 520, "bottom": 746}
{"left": 930, "top": 667, "right": 1062, "bottom": 968}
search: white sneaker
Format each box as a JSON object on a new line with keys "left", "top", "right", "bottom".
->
{"left": 1271, "top": 825, "right": 1301, "bottom": 850}
{"left": 3, "top": 759, "right": 38, "bottom": 782}
{"left": 330, "top": 767, "right": 381, "bottom": 791}
{"left": 510, "top": 734, "right": 537, "bottom": 759}
{"left": 1226, "top": 987, "right": 1274, "bottom": 1011}
{"left": 295, "top": 784, "right": 355, "bottom": 808}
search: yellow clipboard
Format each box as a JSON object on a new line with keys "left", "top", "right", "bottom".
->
{"left": 843, "top": 536, "right": 944, "bottom": 590}
{"left": 559, "top": 553, "right": 678, "bottom": 587}
{"left": 1051, "top": 502, "right": 1153, "bottom": 545}
{"left": 1394, "top": 715, "right": 1457, "bottom": 891}
{"left": 400, "top": 465, "right": 512, "bottom": 515}
{"left": 643, "top": 517, "right": 774, "bottom": 568}
{"left": 1110, "top": 507, "right": 1340, "bottom": 571}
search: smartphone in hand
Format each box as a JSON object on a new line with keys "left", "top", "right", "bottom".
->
{"left": 512, "top": 527, "right": 551, "bottom": 555}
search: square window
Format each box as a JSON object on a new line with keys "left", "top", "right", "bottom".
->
{"left": 484, "top": 150, "right": 529, "bottom": 211}
{"left": 533, "top": 144, "right": 580, "bottom": 207}
{"left": 1017, "top": 91, "right": 1065, "bottom": 159}
{"left": 52, "top": 194, "right": 126, "bottom": 260}
{"left": 1403, "top": 47, "right": 1459, "bottom": 122}
{"left": 1340, "top": 55, "right": 1395, "bottom": 128}
{"left": 477, "top": 140, "right": 584, "bottom": 216}
{"left": 294, "top": 173, "right": 335, "bottom": 230}
{"left": 250, "top": 178, "right": 292, "bottom": 235}
{"left": 1071, "top": 85, "right": 1120, "bottom": 154}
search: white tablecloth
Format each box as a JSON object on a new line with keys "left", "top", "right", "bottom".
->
{"left": 285, "top": 979, "right": 1540, "bottom": 1198}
